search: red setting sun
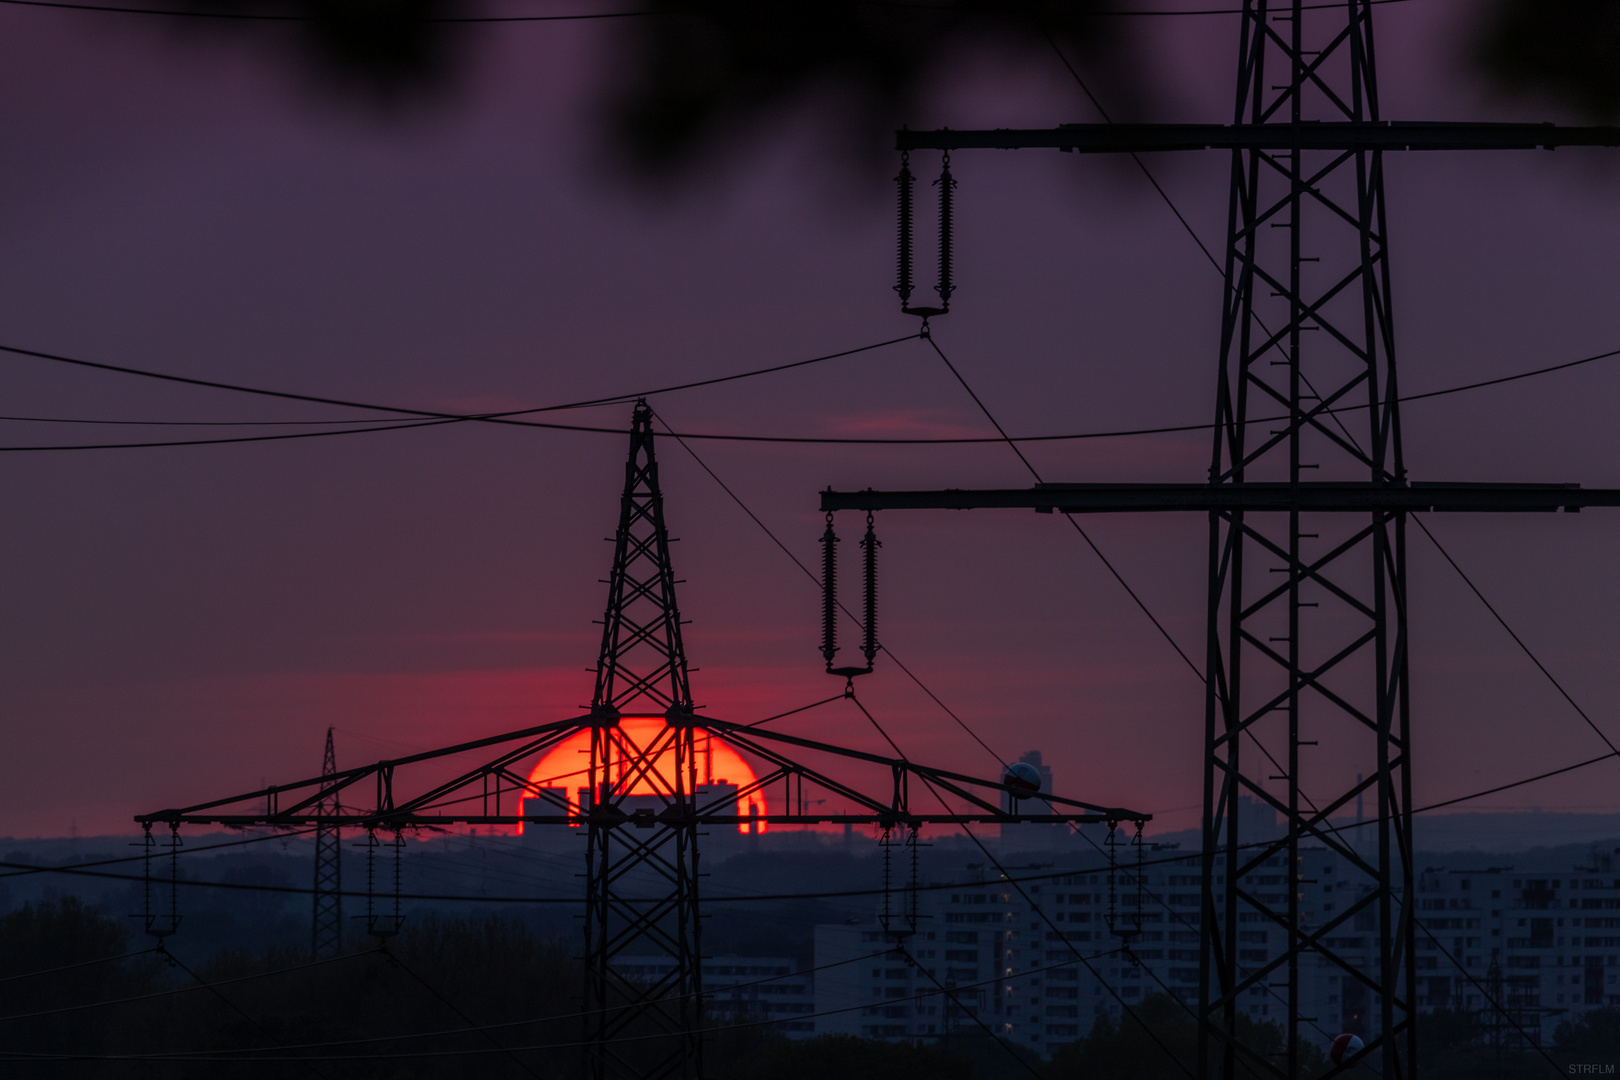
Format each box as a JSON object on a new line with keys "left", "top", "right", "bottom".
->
{"left": 524, "top": 717, "right": 766, "bottom": 833}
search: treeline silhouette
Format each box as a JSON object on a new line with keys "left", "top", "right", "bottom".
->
{"left": 0, "top": 899, "right": 1613, "bottom": 1078}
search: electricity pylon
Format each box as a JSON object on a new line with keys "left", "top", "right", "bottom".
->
{"left": 821, "top": 3, "right": 1620, "bottom": 1077}
{"left": 581, "top": 401, "right": 704, "bottom": 1080}
{"left": 312, "top": 726, "right": 342, "bottom": 958}
{"left": 140, "top": 402, "right": 1149, "bottom": 1080}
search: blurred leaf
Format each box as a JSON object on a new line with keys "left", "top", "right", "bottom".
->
{"left": 160, "top": 0, "right": 1135, "bottom": 170}
{"left": 1476, "top": 0, "right": 1620, "bottom": 121}
{"left": 606, "top": 1, "right": 1132, "bottom": 176}
{"left": 190, "top": 0, "right": 471, "bottom": 102}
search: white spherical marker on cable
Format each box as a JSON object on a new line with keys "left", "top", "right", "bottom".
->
{"left": 1330, "top": 1033, "right": 1364, "bottom": 1065}
{"left": 1003, "top": 760, "right": 1043, "bottom": 797}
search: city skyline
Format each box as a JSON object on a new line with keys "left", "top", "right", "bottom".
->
{"left": 2, "top": 0, "right": 1619, "bottom": 847}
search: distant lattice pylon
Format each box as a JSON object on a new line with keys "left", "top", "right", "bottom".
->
{"left": 584, "top": 400, "right": 703, "bottom": 1080}
{"left": 312, "top": 726, "right": 341, "bottom": 958}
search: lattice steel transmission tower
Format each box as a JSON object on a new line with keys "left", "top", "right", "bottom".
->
{"left": 1202, "top": 5, "right": 1408, "bottom": 1076}
{"left": 583, "top": 400, "right": 703, "bottom": 1080}
{"left": 312, "top": 726, "right": 342, "bottom": 958}
{"left": 818, "top": 3, "right": 1620, "bottom": 1078}
{"left": 137, "top": 402, "right": 1148, "bottom": 1080}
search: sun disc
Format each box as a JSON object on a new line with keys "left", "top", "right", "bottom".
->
{"left": 523, "top": 718, "right": 765, "bottom": 834}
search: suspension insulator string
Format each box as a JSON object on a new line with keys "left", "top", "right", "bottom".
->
{"left": 895, "top": 151, "right": 914, "bottom": 310}
{"left": 364, "top": 826, "right": 381, "bottom": 939}
{"left": 907, "top": 824, "right": 921, "bottom": 938}
{"left": 390, "top": 828, "right": 405, "bottom": 938}
{"left": 140, "top": 823, "right": 157, "bottom": 939}
{"left": 935, "top": 150, "right": 956, "bottom": 311}
{"left": 1106, "top": 821, "right": 1118, "bottom": 940}
{"left": 1133, "top": 821, "right": 1146, "bottom": 942}
{"left": 861, "top": 512, "right": 880, "bottom": 669}
{"left": 896, "top": 147, "right": 952, "bottom": 319}
{"left": 821, "top": 512, "right": 839, "bottom": 672}
{"left": 880, "top": 824, "right": 894, "bottom": 939}
{"left": 167, "top": 825, "right": 182, "bottom": 940}
{"left": 824, "top": 511, "right": 876, "bottom": 679}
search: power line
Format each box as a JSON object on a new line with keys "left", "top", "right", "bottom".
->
{"left": 877, "top": 649, "right": 1006, "bottom": 766}
{"left": 159, "top": 946, "right": 333, "bottom": 1080}
{"left": 0, "top": 825, "right": 323, "bottom": 881}
{"left": 1414, "top": 514, "right": 1620, "bottom": 759}
{"left": 0, "top": 859, "right": 585, "bottom": 903}
{"left": 0, "top": 331, "right": 913, "bottom": 428}
{"left": 0, "top": 417, "right": 463, "bottom": 452}
{"left": 1047, "top": 36, "right": 1224, "bottom": 274}
{"left": 841, "top": 671, "right": 913, "bottom": 763}
{"left": 1415, "top": 750, "right": 1618, "bottom": 814}
{"left": 510, "top": 332, "right": 923, "bottom": 413}
{"left": 381, "top": 946, "right": 542, "bottom": 1080}
{"left": 925, "top": 331, "right": 1205, "bottom": 678}
{"left": 0, "top": 332, "right": 916, "bottom": 441}
{"left": 737, "top": 693, "right": 847, "bottom": 729}
{"left": 0, "top": 414, "right": 441, "bottom": 427}
{"left": 4, "top": 334, "right": 1618, "bottom": 449}
{"left": 0, "top": 948, "right": 161, "bottom": 985}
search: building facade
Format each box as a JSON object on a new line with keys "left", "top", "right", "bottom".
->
{"left": 813, "top": 840, "right": 1620, "bottom": 1055}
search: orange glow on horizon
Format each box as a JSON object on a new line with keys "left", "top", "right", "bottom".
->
{"left": 524, "top": 718, "right": 766, "bottom": 833}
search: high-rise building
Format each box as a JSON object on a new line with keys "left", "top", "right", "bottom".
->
{"left": 815, "top": 821, "right": 1620, "bottom": 1054}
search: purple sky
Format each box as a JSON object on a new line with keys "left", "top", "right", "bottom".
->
{"left": 2, "top": 0, "right": 1620, "bottom": 838}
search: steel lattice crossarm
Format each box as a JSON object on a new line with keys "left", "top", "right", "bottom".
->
{"left": 822, "top": 481, "right": 1620, "bottom": 514}
{"left": 132, "top": 710, "right": 1150, "bottom": 831}
{"left": 896, "top": 121, "right": 1620, "bottom": 154}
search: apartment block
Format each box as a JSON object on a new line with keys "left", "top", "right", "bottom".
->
{"left": 814, "top": 841, "right": 1620, "bottom": 1054}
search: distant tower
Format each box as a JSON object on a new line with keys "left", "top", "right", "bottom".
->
{"left": 312, "top": 727, "right": 342, "bottom": 958}
{"left": 583, "top": 401, "right": 703, "bottom": 1080}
